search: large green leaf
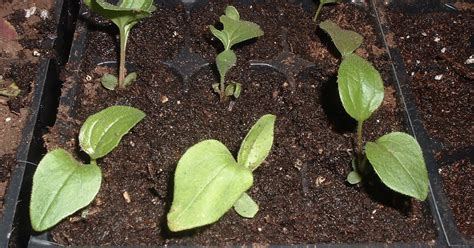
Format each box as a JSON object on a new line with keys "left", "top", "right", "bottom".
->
{"left": 237, "top": 114, "right": 276, "bottom": 171}
{"left": 366, "top": 132, "right": 429, "bottom": 200}
{"left": 30, "top": 149, "right": 101, "bottom": 231}
{"left": 337, "top": 54, "right": 384, "bottom": 122}
{"left": 209, "top": 6, "right": 263, "bottom": 50}
{"left": 320, "top": 20, "right": 363, "bottom": 57}
{"left": 216, "top": 50, "right": 237, "bottom": 84}
{"left": 233, "top": 192, "right": 259, "bottom": 218}
{"left": 79, "top": 106, "right": 145, "bottom": 159}
{"left": 167, "top": 140, "right": 253, "bottom": 232}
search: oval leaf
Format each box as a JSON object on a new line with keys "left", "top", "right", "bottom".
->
{"left": 337, "top": 54, "right": 384, "bottom": 122}
{"left": 234, "top": 192, "right": 259, "bottom": 218}
{"left": 238, "top": 114, "right": 276, "bottom": 171}
{"left": 366, "top": 132, "right": 429, "bottom": 200}
{"left": 79, "top": 106, "right": 145, "bottom": 159}
{"left": 320, "top": 20, "right": 363, "bottom": 57}
{"left": 167, "top": 140, "right": 253, "bottom": 232}
{"left": 30, "top": 149, "right": 101, "bottom": 231}
{"left": 100, "top": 74, "right": 118, "bottom": 90}
{"left": 216, "top": 49, "right": 237, "bottom": 82}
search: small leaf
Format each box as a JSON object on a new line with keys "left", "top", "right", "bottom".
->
{"left": 225, "top": 84, "right": 235, "bottom": 97}
{"left": 233, "top": 82, "right": 242, "bottom": 98}
{"left": 79, "top": 106, "right": 145, "bottom": 159}
{"left": 225, "top": 5, "right": 240, "bottom": 20}
{"left": 216, "top": 49, "right": 237, "bottom": 83}
{"left": 238, "top": 114, "right": 276, "bottom": 171}
{"left": 212, "top": 83, "right": 220, "bottom": 93}
{"left": 234, "top": 192, "right": 258, "bottom": 218}
{"left": 0, "top": 82, "right": 21, "bottom": 97}
{"left": 366, "top": 132, "right": 429, "bottom": 200}
{"left": 30, "top": 149, "right": 101, "bottom": 231}
{"left": 337, "top": 53, "right": 384, "bottom": 122}
{"left": 167, "top": 140, "right": 253, "bottom": 231}
{"left": 347, "top": 171, "right": 362, "bottom": 184}
{"left": 320, "top": 20, "right": 363, "bottom": 57}
{"left": 101, "top": 74, "right": 118, "bottom": 90}
{"left": 123, "top": 72, "right": 137, "bottom": 86}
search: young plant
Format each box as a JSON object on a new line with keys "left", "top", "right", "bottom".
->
{"left": 313, "top": 0, "right": 338, "bottom": 23}
{"left": 0, "top": 82, "right": 20, "bottom": 97}
{"left": 30, "top": 106, "right": 145, "bottom": 231}
{"left": 167, "top": 114, "right": 276, "bottom": 231}
{"left": 84, "top": 0, "right": 156, "bottom": 90}
{"left": 320, "top": 20, "right": 429, "bottom": 200}
{"left": 209, "top": 6, "right": 264, "bottom": 101}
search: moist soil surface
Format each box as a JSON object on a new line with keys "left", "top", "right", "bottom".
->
{"left": 47, "top": 0, "right": 435, "bottom": 245}
{"left": 384, "top": 2, "right": 473, "bottom": 239}
{"left": 0, "top": 0, "right": 55, "bottom": 216}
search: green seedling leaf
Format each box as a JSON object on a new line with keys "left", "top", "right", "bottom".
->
{"left": 320, "top": 20, "right": 363, "bottom": 57}
{"left": 233, "top": 82, "right": 242, "bottom": 98}
{"left": 224, "top": 82, "right": 242, "bottom": 98}
{"left": 366, "top": 132, "right": 429, "bottom": 200}
{"left": 225, "top": 83, "right": 235, "bottom": 97}
{"left": 234, "top": 192, "right": 258, "bottom": 218}
{"left": 167, "top": 140, "right": 253, "bottom": 231}
{"left": 101, "top": 74, "right": 118, "bottom": 90}
{"left": 209, "top": 6, "right": 264, "bottom": 50}
{"left": 0, "top": 82, "right": 21, "bottom": 97}
{"left": 123, "top": 72, "right": 137, "bottom": 87}
{"left": 238, "top": 114, "right": 276, "bottom": 171}
{"left": 79, "top": 106, "right": 145, "bottom": 159}
{"left": 347, "top": 171, "right": 362, "bottom": 184}
{"left": 30, "top": 149, "right": 101, "bottom": 231}
{"left": 212, "top": 83, "right": 220, "bottom": 93}
{"left": 216, "top": 49, "right": 237, "bottom": 84}
{"left": 337, "top": 53, "right": 384, "bottom": 122}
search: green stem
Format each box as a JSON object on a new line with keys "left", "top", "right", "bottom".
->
{"left": 118, "top": 27, "right": 127, "bottom": 88}
{"left": 219, "top": 77, "right": 226, "bottom": 102}
{"left": 313, "top": 3, "right": 323, "bottom": 23}
{"left": 356, "top": 120, "right": 364, "bottom": 173}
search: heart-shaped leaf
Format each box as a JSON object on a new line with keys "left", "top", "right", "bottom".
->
{"left": 233, "top": 192, "right": 259, "bottom": 218}
{"left": 30, "top": 149, "right": 101, "bottom": 231}
{"left": 238, "top": 114, "right": 276, "bottom": 171}
{"left": 79, "top": 106, "right": 145, "bottom": 159}
{"left": 366, "top": 132, "right": 429, "bottom": 200}
{"left": 337, "top": 53, "right": 384, "bottom": 122}
{"left": 320, "top": 20, "right": 363, "bottom": 57}
{"left": 167, "top": 140, "right": 253, "bottom": 232}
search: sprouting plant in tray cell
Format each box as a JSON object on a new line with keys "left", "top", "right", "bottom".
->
{"left": 167, "top": 114, "right": 276, "bottom": 231}
{"left": 84, "top": 0, "right": 156, "bottom": 90}
{"left": 320, "top": 20, "right": 429, "bottom": 200}
{"left": 209, "top": 6, "right": 264, "bottom": 102}
{"left": 30, "top": 106, "right": 145, "bottom": 231}
{"left": 313, "top": 0, "right": 338, "bottom": 23}
{"left": 0, "top": 81, "right": 21, "bottom": 98}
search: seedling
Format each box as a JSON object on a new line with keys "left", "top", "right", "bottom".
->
{"left": 84, "top": 0, "right": 156, "bottom": 90}
{"left": 30, "top": 106, "right": 145, "bottom": 231}
{"left": 321, "top": 20, "right": 429, "bottom": 200}
{"left": 313, "top": 0, "right": 338, "bottom": 23}
{"left": 0, "top": 82, "right": 20, "bottom": 97}
{"left": 167, "top": 114, "right": 276, "bottom": 231}
{"left": 209, "top": 6, "right": 263, "bottom": 101}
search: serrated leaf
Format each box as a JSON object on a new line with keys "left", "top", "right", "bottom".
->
{"left": 167, "top": 140, "right": 253, "bottom": 231}
{"left": 0, "top": 82, "right": 21, "bottom": 97}
{"left": 101, "top": 74, "right": 118, "bottom": 90}
{"left": 123, "top": 72, "right": 137, "bottom": 86}
{"left": 79, "top": 106, "right": 145, "bottom": 159}
{"left": 216, "top": 49, "right": 237, "bottom": 83}
{"left": 234, "top": 192, "right": 258, "bottom": 218}
{"left": 347, "top": 171, "right": 362, "bottom": 184}
{"left": 366, "top": 132, "right": 429, "bottom": 200}
{"left": 30, "top": 149, "right": 101, "bottom": 231}
{"left": 337, "top": 53, "right": 384, "bottom": 122}
{"left": 209, "top": 6, "right": 263, "bottom": 50}
{"left": 238, "top": 114, "right": 276, "bottom": 171}
{"left": 320, "top": 20, "right": 363, "bottom": 57}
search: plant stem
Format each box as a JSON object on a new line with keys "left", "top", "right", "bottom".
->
{"left": 118, "top": 27, "right": 127, "bottom": 88}
{"left": 219, "top": 78, "right": 226, "bottom": 102}
{"left": 313, "top": 3, "right": 323, "bottom": 22}
{"left": 356, "top": 120, "right": 364, "bottom": 172}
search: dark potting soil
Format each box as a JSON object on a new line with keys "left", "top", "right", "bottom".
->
{"left": 47, "top": 1, "right": 436, "bottom": 245}
{"left": 439, "top": 158, "right": 474, "bottom": 239}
